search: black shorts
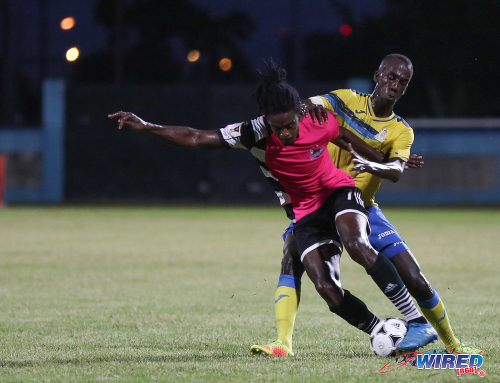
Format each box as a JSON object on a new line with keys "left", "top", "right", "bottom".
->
{"left": 293, "top": 187, "right": 369, "bottom": 262}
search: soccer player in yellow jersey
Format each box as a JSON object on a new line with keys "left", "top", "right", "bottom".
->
{"left": 251, "top": 54, "right": 483, "bottom": 357}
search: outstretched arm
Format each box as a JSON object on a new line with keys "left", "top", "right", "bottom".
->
{"left": 108, "top": 111, "right": 223, "bottom": 148}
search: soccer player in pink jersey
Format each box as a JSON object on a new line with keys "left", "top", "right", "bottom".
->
{"left": 251, "top": 56, "right": 483, "bottom": 357}
{"left": 108, "top": 61, "right": 415, "bottom": 354}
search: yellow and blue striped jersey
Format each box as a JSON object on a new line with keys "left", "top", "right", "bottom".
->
{"left": 311, "top": 89, "right": 414, "bottom": 206}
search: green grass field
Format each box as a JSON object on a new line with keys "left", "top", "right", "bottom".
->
{"left": 0, "top": 206, "right": 499, "bottom": 382}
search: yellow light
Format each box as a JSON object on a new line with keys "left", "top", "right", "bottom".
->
{"left": 219, "top": 57, "right": 232, "bottom": 72}
{"left": 60, "top": 17, "right": 75, "bottom": 31}
{"left": 65, "top": 47, "right": 80, "bottom": 62}
{"left": 187, "top": 49, "right": 201, "bottom": 63}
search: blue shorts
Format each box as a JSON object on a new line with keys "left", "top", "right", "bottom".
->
{"left": 283, "top": 205, "right": 408, "bottom": 258}
{"left": 367, "top": 205, "right": 409, "bottom": 258}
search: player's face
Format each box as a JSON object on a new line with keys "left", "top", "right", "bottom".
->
{"left": 267, "top": 110, "right": 300, "bottom": 146}
{"left": 372, "top": 58, "right": 413, "bottom": 102}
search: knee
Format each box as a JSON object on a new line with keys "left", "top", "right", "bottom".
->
{"left": 314, "top": 279, "right": 343, "bottom": 305}
{"left": 280, "top": 253, "right": 295, "bottom": 275}
{"left": 282, "top": 234, "right": 303, "bottom": 277}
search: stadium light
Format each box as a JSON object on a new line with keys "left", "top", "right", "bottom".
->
{"left": 65, "top": 47, "right": 80, "bottom": 62}
{"left": 219, "top": 57, "right": 232, "bottom": 72}
{"left": 60, "top": 17, "right": 75, "bottom": 31}
{"left": 187, "top": 50, "right": 201, "bottom": 63}
{"left": 339, "top": 24, "right": 352, "bottom": 37}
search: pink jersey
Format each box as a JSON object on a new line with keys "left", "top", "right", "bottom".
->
{"left": 217, "top": 114, "right": 354, "bottom": 222}
{"left": 265, "top": 115, "right": 354, "bottom": 221}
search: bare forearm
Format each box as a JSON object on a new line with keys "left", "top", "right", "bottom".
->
{"left": 358, "top": 160, "right": 403, "bottom": 182}
{"left": 144, "top": 123, "right": 220, "bottom": 148}
{"left": 347, "top": 141, "right": 405, "bottom": 182}
{"left": 336, "top": 137, "right": 384, "bottom": 163}
{"left": 108, "top": 111, "right": 223, "bottom": 148}
{"left": 335, "top": 128, "right": 385, "bottom": 162}
{"left": 355, "top": 144, "right": 384, "bottom": 163}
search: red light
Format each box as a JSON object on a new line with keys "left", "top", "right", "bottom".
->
{"left": 339, "top": 24, "right": 352, "bottom": 37}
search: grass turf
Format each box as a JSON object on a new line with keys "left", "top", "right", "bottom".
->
{"left": 0, "top": 206, "right": 498, "bottom": 382}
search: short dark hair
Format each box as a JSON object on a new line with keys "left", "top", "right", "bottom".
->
{"left": 381, "top": 54, "right": 413, "bottom": 70}
{"left": 255, "top": 60, "right": 301, "bottom": 116}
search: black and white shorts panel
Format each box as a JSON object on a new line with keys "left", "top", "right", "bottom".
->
{"left": 330, "top": 187, "right": 369, "bottom": 230}
{"left": 293, "top": 187, "right": 369, "bottom": 262}
{"left": 293, "top": 202, "right": 342, "bottom": 263}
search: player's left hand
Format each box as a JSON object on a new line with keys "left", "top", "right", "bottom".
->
{"left": 406, "top": 153, "right": 424, "bottom": 169}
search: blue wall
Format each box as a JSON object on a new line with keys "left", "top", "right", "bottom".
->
{"left": 376, "top": 128, "right": 500, "bottom": 205}
{"left": 0, "top": 79, "right": 66, "bottom": 204}
{"left": 2, "top": 81, "right": 499, "bottom": 206}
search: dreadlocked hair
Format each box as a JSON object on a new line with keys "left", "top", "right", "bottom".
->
{"left": 255, "top": 60, "right": 301, "bottom": 116}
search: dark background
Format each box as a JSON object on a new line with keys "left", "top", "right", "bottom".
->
{"left": 1, "top": 0, "right": 498, "bottom": 203}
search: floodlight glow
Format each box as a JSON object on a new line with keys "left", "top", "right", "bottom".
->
{"left": 60, "top": 17, "right": 75, "bottom": 30}
{"left": 187, "top": 50, "right": 201, "bottom": 62}
{"left": 219, "top": 57, "right": 232, "bottom": 71}
{"left": 65, "top": 47, "right": 80, "bottom": 62}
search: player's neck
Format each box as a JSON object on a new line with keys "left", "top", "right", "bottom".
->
{"left": 370, "top": 97, "right": 395, "bottom": 118}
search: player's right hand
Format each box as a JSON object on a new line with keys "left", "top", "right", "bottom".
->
{"left": 406, "top": 153, "right": 424, "bottom": 169}
{"left": 108, "top": 111, "right": 149, "bottom": 131}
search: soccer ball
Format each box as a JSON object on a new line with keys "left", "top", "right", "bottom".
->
{"left": 370, "top": 317, "right": 408, "bottom": 357}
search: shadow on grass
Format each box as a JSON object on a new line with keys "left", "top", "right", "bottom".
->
{"left": 1, "top": 349, "right": 379, "bottom": 369}
{"left": 0, "top": 351, "right": 251, "bottom": 368}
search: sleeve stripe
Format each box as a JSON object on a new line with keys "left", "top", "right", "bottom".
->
{"left": 322, "top": 93, "right": 380, "bottom": 139}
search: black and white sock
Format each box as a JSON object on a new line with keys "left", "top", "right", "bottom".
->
{"left": 329, "top": 289, "right": 380, "bottom": 334}
{"left": 367, "top": 254, "right": 422, "bottom": 322}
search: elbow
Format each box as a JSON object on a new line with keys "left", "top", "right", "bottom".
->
{"left": 389, "top": 172, "right": 402, "bottom": 183}
{"left": 187, "top": 130, "right": 203, "bottom": 147}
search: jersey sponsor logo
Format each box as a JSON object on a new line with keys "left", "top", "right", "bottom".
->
{"left": 355, "top": 109, "right": 366, "bottom": 114}
{"left": 378, "top": 229, "right": 395, "bottom": 239}
{"left": 309, "top": 145, "right": 325, "bottom": 159}
{"left": 374, "top": 128, "right": 388, "bottom": 143}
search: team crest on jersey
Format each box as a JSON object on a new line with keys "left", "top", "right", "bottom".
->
{"left": 373, "top": 128, "right": 388, "bottom": 142}
{"left": 310, "top": 145, "right": 324, "bottom": 159}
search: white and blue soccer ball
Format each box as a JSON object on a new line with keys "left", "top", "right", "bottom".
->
{"left": 370, "top": 317, "right": 408, "bottom": 357}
